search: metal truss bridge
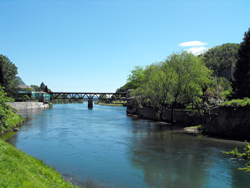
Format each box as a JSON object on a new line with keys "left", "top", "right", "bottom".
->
{"left": 48, "top": 92, "right": 127, "bottom": 108}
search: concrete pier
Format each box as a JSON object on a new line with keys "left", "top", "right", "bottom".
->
{"left": 88, "top": 99, "right": 93, "bottom": 108}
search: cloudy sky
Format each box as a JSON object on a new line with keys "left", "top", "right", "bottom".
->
{"left": 1, "top": 0, "right": 249, "bottom": 92}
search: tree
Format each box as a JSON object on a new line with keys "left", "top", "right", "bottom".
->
{"left": 0, "top": 55, "right": 18, "bottom": 97}
{"left": 201, "top": 43, "right": 239, "bottom": 80}
{"left": 117, "top": 66, "right": 145, "bottom": 93}
{"left": 40, "top": 82, "right": 46, "bottom": 91}
{"left": 44, "top": 86, "right": 48, "bottom": 93}
{"left": 127, "top": 66, "right": 145, "bottom": 89}
{"left": 132, "top": 51, "right": 213, "bottom": 122}
{"left": 232, "top": 28, "right": 250, "bottom": 98}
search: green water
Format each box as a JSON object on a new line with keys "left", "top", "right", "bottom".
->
{"left": 6, "top": 103, "right": 250, "bottom": 188}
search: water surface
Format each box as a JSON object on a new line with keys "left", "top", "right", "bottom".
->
{"left": 6, "top": 103, "right": 250, "bottom": 188}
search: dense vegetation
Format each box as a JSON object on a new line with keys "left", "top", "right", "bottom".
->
{"left": 0, "top": 86, "right": 24, "bottom": 135}
{"left": 130, "top": 51, "right": 213, "bottom": 122}
{"left": 232, "top": 28, "right": 250, "bottom": 98}
{"left": 201, "top": 43, "right": 239, "bottom": 79}
{"left": 120, "top": 28, "right": 250, "bottom": 123}
{"left": 0, "top": 55, "right": 18, "bottom": 98}
{"left": 220, "top": 98, "right": 250, "bottom": 108}
{"left": 51, "top": 97, "right": 84, "bottom": 104}
{"left": 0, "top": 139, "right": 79, "bottom": 188}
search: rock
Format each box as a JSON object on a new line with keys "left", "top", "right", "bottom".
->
{"left": 13, "top": 128, "right": 19, "bottom": 132}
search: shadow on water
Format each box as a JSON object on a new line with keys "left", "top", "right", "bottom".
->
{"left": 128, "top": 119, "right": 250, "bottom": 188}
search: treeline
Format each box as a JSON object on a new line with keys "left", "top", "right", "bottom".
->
{"left": 117, "top": 28, "right": 250, "bottom": 122}
{"left": 51, "top": 97, "right": 84, "bottom": 104}
{"left": 0, "top": 55, "right": 24, "bottom": 134}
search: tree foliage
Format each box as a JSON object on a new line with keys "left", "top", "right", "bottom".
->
{"left": 40, "top": 82, "right": 46, "bottom": 91}
{"left": 204, "top": 77, "right": 232, "bottom": 101}
{"left": 232, "top": 28, "right": 250, "bottom": 98}
{"left": 116, "top": 66, "right": 145, "bottom": 93}
{"left": 132, "top": 51, "right": 213, "bottom": 121}
{"left": 201, "top": 43, "right": 239, "bottom": 79}
{"left": 0, "top": 86, "right": 14, "bottom": 131}
{"left": 0, "top": 55, "right": 18, "bottom": 97}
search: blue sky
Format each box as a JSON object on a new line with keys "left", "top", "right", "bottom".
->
{"left": 1, "top": 0, "right": 249, "bottom": 92}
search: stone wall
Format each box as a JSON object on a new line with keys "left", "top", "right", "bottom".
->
{"left": 7, "top": 102, "right": 49, "bottom": 110}
{"left": 127, "top": 98, "right": 201, "bottom": 126}
{"left": 205, "top": 106, "right": 250, "bottom": 140}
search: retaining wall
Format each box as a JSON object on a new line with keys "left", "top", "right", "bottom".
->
{"left": 127, "top": 98, "right": 201, "bottom": 126}
{"left": 205, "top": 106, "right": 250, "bottom": 140}
{"left": 7, "top": 102, "right": 49, "bottom": 110}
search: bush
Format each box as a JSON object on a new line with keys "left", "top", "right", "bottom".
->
{"left": 22, "top": 94, "right": 30, "bottom": 101}
{"left": 222, "top": 141, "right": 250, "bottom": 172}
{"left": 220, "top": 98, "right": 250, "bottom": 108}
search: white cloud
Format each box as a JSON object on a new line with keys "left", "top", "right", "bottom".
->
{"left": 179, "top": 41, "right": 207, "bottom": 47}
{"left": 188, "top": 46, "right": 207, "bottom": 55}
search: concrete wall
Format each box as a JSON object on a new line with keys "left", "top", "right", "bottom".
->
{"left": 205, "top": 106, "right": 250, "bottom": 140}
{"left": 7, "top": 102, "right": 49, "bottom": 110}
{"left": 127, "top": 98, "right": 201, "bottom": 126}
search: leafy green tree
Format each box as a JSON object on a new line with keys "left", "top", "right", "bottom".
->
{"left": 201, "top": 43, "right": 239, "bottom": 79}
{"left": 116, "top": 66, "right": 145, "bottom": 93}
{"left": 204, "top": 77, "right": 232, "bottom": 101}
{"left": 132, "top": 51, "right": 213, "bottom": 122}
{"left": 232, "top": 28, "right": 250, "bottom": 98}
{"left": 127, "top": 66, "right": 145, "bottom": 89}
{"left": 0, "top": 55, "right": 18, "bottom": 97}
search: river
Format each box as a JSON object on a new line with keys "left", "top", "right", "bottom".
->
{"left": 5, "top": 103, "right": 250, "bottom": 188}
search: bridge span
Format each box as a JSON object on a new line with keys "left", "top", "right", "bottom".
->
{"left": 48, "top": 92, "right": 127, "bottom": 108}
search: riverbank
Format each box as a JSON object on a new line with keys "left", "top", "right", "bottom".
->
{"left": 95, "top": 101, "right": 127, "bottom": 107}
{"left": 7, "top": 101, "right": 50, "bottom": 110}
{"left": 127, "top": 98, "right": 250, "bottom": 141}
{"left": 0, "top": 139, "right": 79, "bottom": 188}
{"left": 0, "top": 109, "right": 24, "bottom": 137}
{"left": 96, "top": 102, "right": 125, "bottom": 107}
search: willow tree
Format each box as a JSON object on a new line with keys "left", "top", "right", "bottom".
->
{"left": 132, "top": 51, "right": 213, "bottom": 122}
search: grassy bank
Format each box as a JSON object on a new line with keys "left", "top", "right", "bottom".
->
{"left": 0, "top": 139, "right": 79, "bottom": 188}
{"left": 0, "top": 110, "right": 24, "bottom": 136}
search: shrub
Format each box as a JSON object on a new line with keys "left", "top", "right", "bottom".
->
{"left": 220, "top": 98, "right": 250, "bottom": 108}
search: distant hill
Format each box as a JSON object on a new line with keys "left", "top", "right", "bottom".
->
{"left": 16, "top": 76, "right": 26, "bottom": 85}
{"left": 201, "top": 43, "right": 240, "bottom": 80}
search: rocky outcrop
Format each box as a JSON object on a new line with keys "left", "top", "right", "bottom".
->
{"left": 204, "top": 106, "right": 250, "bottom": 140}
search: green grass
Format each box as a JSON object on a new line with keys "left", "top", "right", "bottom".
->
{"left": 0, "top": 110, "right": 24, "bottom": 135}
{"left": 220, "top": 98, "right": 250, "bottom": 108}
{"left": 0, "top": 139, "right": 79, "bottom": 188}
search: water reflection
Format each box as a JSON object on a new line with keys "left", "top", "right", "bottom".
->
{"left": 5, "top": 104, "right": 250, "bottom": 188}
{"left": 129, "top": 120, "right": 250, "bottom": 188}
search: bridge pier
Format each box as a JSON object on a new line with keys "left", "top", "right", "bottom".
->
{"left": 88, "top": 99, "right": 93, "bottom": 108}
